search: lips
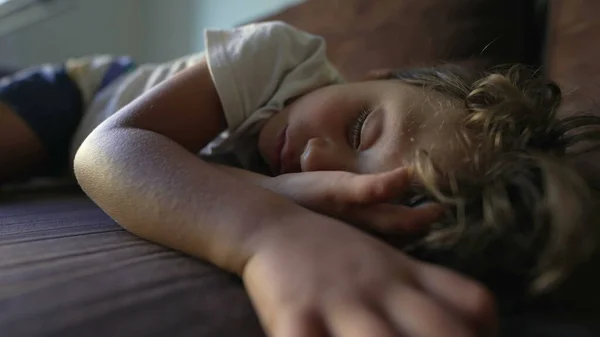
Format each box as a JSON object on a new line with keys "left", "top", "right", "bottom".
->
{"left": 279, "top": 128, "right": 292, "bottom": 175}
{"left": 270, "top": 125, "right": 288, "bottom": 175}
{"left": 280, "top": 127, "right": 302, "bottom": 175}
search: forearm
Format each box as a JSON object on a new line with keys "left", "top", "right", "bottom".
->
{"left": 74, "top": 126, "right": 308, "bottom": 275}
{"left": 212, "top": 164, "right": 276, "bottom": 188}
{"left": 213, "top": 164, "right": 330, "bottom": 202}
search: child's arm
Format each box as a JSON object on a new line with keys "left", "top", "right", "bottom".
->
{"left": 75, "top": 56, "right": 496, "bottom": 337}
{"left": 213, "top": 164, "right": 444, "bottom": 234}
{"left": 74, "top": 57, "right": 273, "bottom": 273}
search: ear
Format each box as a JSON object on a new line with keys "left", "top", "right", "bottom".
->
{"left": 361, "top": 68, "right": 397, "bottom": 81}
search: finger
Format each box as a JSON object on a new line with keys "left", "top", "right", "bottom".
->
{"left": 414, "top": 263, "right": 498, "bottom": 337}
{"left": 273, "top": 309, "right": 330, "bottom": 337}
{"left": 374, "top": 202, "right": 444, "bottom": 233}
{"left": 326, "top": 299, "right": 397, "bottom": 337}
{"left": 346, "top": 202, "right": 445, "bottom": 234}
{"left": 384, "top": 286, "right": 476, "bottom": 337}
{"left": 335, "top": 167, "right": 411, "bottom": 205}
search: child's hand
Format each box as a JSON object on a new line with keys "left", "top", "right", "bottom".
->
{"left": 268, "top": 168, "right": 444, "bottom": 234}
{"left": 244, "top": 216, "right": 497, "bottom": 337}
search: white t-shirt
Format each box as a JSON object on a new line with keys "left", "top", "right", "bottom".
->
{"left": 69, "top": 21, "right": 344, "bottom": 172}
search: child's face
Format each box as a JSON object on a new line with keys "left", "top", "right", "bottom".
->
{"left": 258, "top": 80, "right": 465, "bottom": 176}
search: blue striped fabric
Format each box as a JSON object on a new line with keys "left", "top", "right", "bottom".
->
{"left": 0, "top": 57, "right": 136, "bottom": 174}
{"left": 96, "top": 56, "right": 136, "bottom": 94}
{"left": 0, "top": 65, "right": 83, "bottom": 173}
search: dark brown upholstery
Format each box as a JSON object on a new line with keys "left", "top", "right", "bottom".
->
{"left": 0, "top": 188, "right": 263, "bottom": 337}
{"left": 540, "top": 0, "right": 600, "bottom": 314}
{"left": 545, "top": 0, "right": 600, "bottom": 182}
{"left": 547, "top": 0, "right": 600, "bottom": 117}
{"left": 2, "top": 189, "right": 599, "bottom": 337}
{"left": 262, "top": 0, "right": 541, "bottom": 80}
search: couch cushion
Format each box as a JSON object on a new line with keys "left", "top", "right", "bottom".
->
{"left": 546, "top": 0, "right": 600, "bottom": 117}
{"left": 2, "top": 189, "right": 600, "bottom": 337}
{"left": 260, "top": 0, "right": 542, "bottom": 80}
{"left": 0, "top": 188, "right": 264, "bottom": 337}
{"left": 546, "top": 0, "right": 600, "bottom": 189}
{"left": 544, "top": 0, "right": 600, "bottom": 314}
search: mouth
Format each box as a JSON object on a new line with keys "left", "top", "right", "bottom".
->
{"left": 270, "top": 125, "right": 288, "bottom": 175}
{"left": 279, "top": 127, "right": 301, "bottom": 175}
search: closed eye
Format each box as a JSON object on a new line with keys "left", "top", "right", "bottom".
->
{"left": 350, "top": 107, "right": 372, "bottom": 149}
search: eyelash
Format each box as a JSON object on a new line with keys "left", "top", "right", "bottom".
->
{"left": 351, "top": 107, "right": 372, "bottom": 149}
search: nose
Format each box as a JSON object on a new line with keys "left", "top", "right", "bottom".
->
{"left": 300, "top": 137, "right": 348, "bottom": 172}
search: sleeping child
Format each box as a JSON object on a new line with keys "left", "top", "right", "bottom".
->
{"left": 1, "top": 21, "right": 599, "bottom": 337}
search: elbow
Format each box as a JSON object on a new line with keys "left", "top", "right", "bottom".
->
{"left": 73, "top": 126, "right": 137, "bottom": 232}
{"left": 73, "top": 137, "right": 93, "bottom": 190}
{"left": 73, "top": 127, "right": 113, "bottom": 195}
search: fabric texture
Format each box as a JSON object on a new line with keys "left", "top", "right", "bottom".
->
{"left": 260, "top": 0, "right": 542, "bottom": 80}
{"left": 68, "top": 53, "right": 204, "bottom": 162}
{"left": 0, "top": 65, "right": 82, "bottom": 173}
{"left": 65, "top": 55, "right": 137, "bottom": 107}
{"left": 204, "top": 21, "right": 343, "bottom": 170}
{"left": 1, "top": 188, "right": 599, "bottom": 337}
{"left": 0, "top": 22, "right": 341, "bottom": 174}
{"left": 5, "top": 0, "right": 600, "bottom": 336}
{"left": 545, "top": 0, "right": 600, "bottom": 207}
{"left": 0, "top": 188, "right": 265, "bottom": 337}
{"left": 543, "top": 0, "right": 600, "bottom": 309}
{"left": 547, "top": 0, "right": 600, "bottom": 117}
{"left": 0, "top": 56, "right": 135, "bottom": 174}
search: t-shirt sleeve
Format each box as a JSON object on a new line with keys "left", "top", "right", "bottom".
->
{"left": 204, "top": 21, "right": 343, "bottom": 133}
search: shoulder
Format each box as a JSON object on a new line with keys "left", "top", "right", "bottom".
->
{"left": 248, "top": 21, "right": 318, "bottom": 38}
{"left": 205, "top": 21, "right": 325, "bottom": 52}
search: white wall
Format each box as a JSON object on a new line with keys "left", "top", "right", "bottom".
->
{"left": 139, "top": 0, "right": 195, "bottom": 63}
{"left": 0, "top": 0, "right": 303, "bottom": 67}
{"left": 0, "top": 34, "right": 20, "bottom": 68}
{"left": 192, "top": 0, "right": 302, "bottom": 52}
{"left": 0, "top": 0, "right": 143, "bottom": 67}
{"left": 142, "top": 0, "right": 302, "bottom": 63}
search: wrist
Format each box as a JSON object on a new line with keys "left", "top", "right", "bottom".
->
{"left": 212, "top": 163, "right": 300, "bottom": 200}
{"left": 240, "top": 202, "right": 344, "bottom": 277}
{"left": 214, "top": 189, "right": 309, "bottom": 275}
{"left": 212, "top": 163, "right": 274, "bottom": 189}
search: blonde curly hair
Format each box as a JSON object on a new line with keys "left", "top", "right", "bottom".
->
{"left": 383, "top": 66, "right": 600, "bottom": 295}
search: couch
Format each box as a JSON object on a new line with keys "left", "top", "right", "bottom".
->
{"left": 2, "top": 0, "right": 600, "bottom": 336}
